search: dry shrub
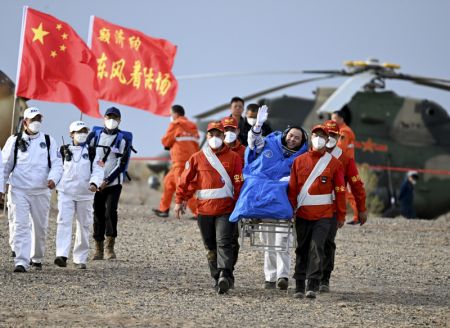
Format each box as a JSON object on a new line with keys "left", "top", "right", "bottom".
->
{"left": 357, "top": 163, "right": 384, "bottom": 215}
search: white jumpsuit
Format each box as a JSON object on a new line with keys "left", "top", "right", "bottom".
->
{"left": 2, "top": 132, "right": 63, "bottom": 270}
{"left": 248, "top": 128, "right": 292, "bottom": 282}
{"left": 56, "top": 144, "right": 104, "bottom": 264}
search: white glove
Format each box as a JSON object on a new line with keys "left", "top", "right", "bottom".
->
{"left": 253, "top": 105, "right": 269, "bottom": 133}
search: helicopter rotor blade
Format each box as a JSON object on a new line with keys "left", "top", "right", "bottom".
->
{"left": 382, "top": 72, "right": 450, "bottom": 84}
{"left": 177, "top": 70, "right": 305, "bottom": 80}
{"left": 381, "top": 73, "right": 450, "bottom": 91}
{"left": 317, "top": 71, "right": 377, "bottom": 114}
{"left": 302, "top": 69, "right": 349, "bottom": 76}
{"left": 409, "top": 79, "right": 450, "bottom": 92}
{"left": 194, "top": 75, "right": 337, "bottom": 119}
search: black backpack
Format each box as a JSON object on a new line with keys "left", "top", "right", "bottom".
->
{"left": 11, "top": 132, "right": 51, "bottom": 172}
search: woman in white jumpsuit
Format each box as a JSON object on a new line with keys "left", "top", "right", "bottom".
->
{"left": 54, "top": 121, "right": 104, "bottom": 269}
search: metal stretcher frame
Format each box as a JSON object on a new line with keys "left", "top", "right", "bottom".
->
{"left": 239, "top": 218, "right": 296, "bottom": 252}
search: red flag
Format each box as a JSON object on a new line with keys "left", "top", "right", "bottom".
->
{"left": 90, "top": 17, "right": 178, "bottom": 116}
{"left": 16, "top": 7, "right": 100, "bottom": 117}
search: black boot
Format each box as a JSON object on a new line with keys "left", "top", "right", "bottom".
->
{"left": 306, "top": 279, "right": 319, "bottom": 299}
{"left": 293, "top": 279, "right": 305, "bottom": 298}
{"left": 217, "top": 270, "right": 231, "bottom": 294}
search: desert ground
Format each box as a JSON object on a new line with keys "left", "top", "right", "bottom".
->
{"left": 0, "top": 173, "right": 449, "bottom": 327}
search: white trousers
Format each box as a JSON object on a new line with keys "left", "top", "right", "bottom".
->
{"left": 9, "top": 188, "right": 51, "bottom": 269}
{"left": 56, "top": 192, "right": 93, "bottom": 264}
{"left": 260, "top": 226, "right": 292, "bottom": 282}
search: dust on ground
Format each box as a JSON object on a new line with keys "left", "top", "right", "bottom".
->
{"left": 0, "top": 177, "right": 448, "bottom": 327}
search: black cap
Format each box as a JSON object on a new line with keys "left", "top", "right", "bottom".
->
{"left": 105, "top": 106, "right": 121, "bottom": 118}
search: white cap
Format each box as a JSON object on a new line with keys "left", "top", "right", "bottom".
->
{"left": 69, "top": 121, "right": 88, "bottom": 132}
{"left": 407, "top": 170, "right": 418, "bottom": 177}
{"left": 24, "top": 107, "right": 42, "bottom": 119}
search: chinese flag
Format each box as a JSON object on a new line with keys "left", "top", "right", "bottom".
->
{"left": 90, "top": 17, "right": 178, "bottom": 116}
{"left": 16, "top": 7, "right": 100, "bottom": 117}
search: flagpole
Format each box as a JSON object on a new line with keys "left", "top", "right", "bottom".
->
{"left": 87, "top": 15, "right": 95, "bottom": 48}
{"left": 11, "top": 6, "right": 28, "bottom": 135}
{"left": 82, "top": 14, "right": 94, "bottom": 123}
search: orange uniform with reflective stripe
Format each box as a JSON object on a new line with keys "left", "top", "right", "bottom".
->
{"left": 176, "top": 146, "right": 243, "bottom": 216}
{"left": 228, "top": 141, "right": 246, "bottom": 167}
{"left": 332, "top": 147, "right": 366, "bottom": 213}
{"left": 337, "top": 123, "right": 356, "bottom": 159}
{"left": 161, "top": 116, "right": 199, "bottom": 168}
{"left": 159, "top": 116, "right": 199, "bottom": 213}
{"left": 288, "top": 150, "right": 346, "bottom": 222}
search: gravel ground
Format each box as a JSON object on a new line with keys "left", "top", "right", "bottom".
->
{"left": 0, "top": 180, "right": 449, "bottom": 327}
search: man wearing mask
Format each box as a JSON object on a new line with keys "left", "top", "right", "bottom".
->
{"left": 175, "top": 121, "right": 243, "bottom": 294}
{"left": 288, "top": 125, "right": 346, "bottom": 299}
{"left": 331, "top": 110, "right": 359, "bottom": 224}
{"left": 2, "top": 107, "right": 63, "bottom": 272}
{"left": 238, "top": 103, "right": 272, "bottom": 146}
{"left": 54, "top": 121, "right": 104, "bottom": 269}
{"left": 230, "top": 105, "right": 309, "bottom": 291}
{"left": 152, "top": 105, "right": 199, "bottom": 218}
{"left": 398, "top": 171, "right": 418, "bottom": 219}
{"left": 321, "top": 120, "right": 367, "bottom": 292}
{"left": 89, "top": 107, "right": 127, "bottom": 260}
{"left": 221, "top": 117, "right": 245, "bottom": 164}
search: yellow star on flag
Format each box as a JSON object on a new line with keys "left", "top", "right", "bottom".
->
{"left": 50, "top": 50, "right": 57, "bottom": 58}
{"left": 32, "top": 22, "right": 49, "bottom": 45}
{"left": 56, "top": 23, "right": 62, "bottom": 31}
{"left": 59, "top": 44, "right": 66, "bottom": 52}
{"left": 61, "top": 33, "right": 68, "bottom": 40}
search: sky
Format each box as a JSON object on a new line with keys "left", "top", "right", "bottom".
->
{"left": 1, "top": 0, "right": 450, "bottom": 157}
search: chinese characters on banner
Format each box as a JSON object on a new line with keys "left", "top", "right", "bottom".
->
{"left": 16, "top": 7, "right": 100, "bottom": 117}
{"left": 90, "top": 17, "right": 178, "bottom": 116}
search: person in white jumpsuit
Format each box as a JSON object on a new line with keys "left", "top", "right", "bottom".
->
{"left": 54, "top": 121, "right": 104, "bottom": 269}
{"left": 2, "top": 107, "right": 63, "bottom": 272}
{"left": 246, "top": 106, "right": 308, "bottom": 290}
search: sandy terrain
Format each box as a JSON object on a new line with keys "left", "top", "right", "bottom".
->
{"left": 0, "top": 179, "right": 448, "bottom": 327}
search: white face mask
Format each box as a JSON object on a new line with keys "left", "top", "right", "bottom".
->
{"left": 27, "top": 121, "right": 41, "bottom": 134}
{"left": 170, "top": 116, "right": 174, "bottom": 122}
{"left": 247, "top": 118, "right": 257, "bottom": 126}
{"left": 208, "top": 136, "right": 223, "bottom": 149}
{"left": 74, "top": 133, "right": 88, "bottom": 144}
{"left": 326, "top": 137, "right": 337, "bottom": 148}
{"left": 224, "top": 131, "right": 237, "bottom": 143}
{"left": 105, "top": 119, "right": 119, "bottom": 130}
{"left": 311, "top": 136, "right": 326, "bottom": 150}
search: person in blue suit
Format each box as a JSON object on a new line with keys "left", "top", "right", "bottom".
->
{"left": 230, "top": 105, "right": 308, "bottom": 290}
{"left": 398, "top": 171, "right": 418, "bottom": 219}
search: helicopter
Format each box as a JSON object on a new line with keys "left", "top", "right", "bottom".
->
{"left": 146, "top": 59, "right": 450, "bottom": 219}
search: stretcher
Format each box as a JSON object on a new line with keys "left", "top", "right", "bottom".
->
{"left": 239, "top": 218, "right": 296, "bottom": 252}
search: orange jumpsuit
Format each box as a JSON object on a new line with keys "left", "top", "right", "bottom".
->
{"left": 228, "top": 141, "right": 246, "bottom": 167}
{"left": 337, "top": 123, "right": 358, "bottom": 221}
{"left": 176, "top": 146, "right": 243, "bottom": 216}
{"left": 331, "top": 147, "right": 366, "bottom": 217}
{"left": 288, "top": 150, "right": 346, "bottom": 223}
{"left": 159, "top": 116, "right": 199, "bottom": 213}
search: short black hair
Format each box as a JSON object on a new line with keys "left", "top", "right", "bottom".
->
{"left": 333, "top": 110, "right": 344, "bottom": 118}
{"left": 230, "top": 97, "right": 244, "bottom": 105}
{"left": 171, "top": 104, "right": 185, "bottom": 116}
{"left": 246, "top": 103, "right": 259, "bottom": 112}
